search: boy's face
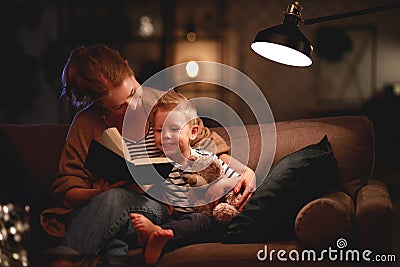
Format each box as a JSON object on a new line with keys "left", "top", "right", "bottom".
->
{"left": 153, "top": 109, "right": 198, "bottom": 159}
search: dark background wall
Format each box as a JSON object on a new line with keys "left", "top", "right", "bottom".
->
{"left": 1, "top": 0, "right": 399, "bottom": 125}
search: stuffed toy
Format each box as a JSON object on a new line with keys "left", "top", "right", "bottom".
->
{"left": 183, "top": 155, "right": 242, "bottom": 224}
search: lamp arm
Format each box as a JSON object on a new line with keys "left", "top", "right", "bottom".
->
{"left": 303, "top": 3, "right": 400, "bottom": 25}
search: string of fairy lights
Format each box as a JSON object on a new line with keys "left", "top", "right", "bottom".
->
{"left": 0, "top": 204, "right": 30, "bottom": 267}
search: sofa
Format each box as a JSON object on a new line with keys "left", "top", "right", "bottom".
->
{"left": 0, "top": 115, "right": 393, "bottom": 267}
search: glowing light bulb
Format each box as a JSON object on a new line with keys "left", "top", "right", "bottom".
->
{"left": 186, "top": 61, "right": 199, "bottom": 78}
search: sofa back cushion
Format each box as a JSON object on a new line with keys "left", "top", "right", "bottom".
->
{"left": 1, "top": 115, "right": 374, "bottom": 202}
{"left": 0, "top": 124, "right": 69, "bottom": 254}
{"left": 214, "top": 116, "right": 375, "bottom": 199}
{"left": 0, "top": 124, "right": 69, "bottom": 195}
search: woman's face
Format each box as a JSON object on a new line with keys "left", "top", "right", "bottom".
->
{"left": 100, "top": 76, "right": 143, "bottom": 115}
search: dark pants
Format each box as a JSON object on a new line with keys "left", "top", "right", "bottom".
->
{"left": 160, "top": 212, "right": 213, "bottom": 251}
{"left": 64, "top": 188, "right": 170, "bottom": 256}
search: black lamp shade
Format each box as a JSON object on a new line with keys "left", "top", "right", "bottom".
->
{"left": 251, "top": 16, "right": 313, "bottom": 67}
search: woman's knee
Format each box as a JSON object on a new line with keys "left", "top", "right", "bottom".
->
{"left": 95, "top": 188, "right": 169, "bottom": 222}
{"left": 94, "top": 188, "right": 142, "bottom": 207}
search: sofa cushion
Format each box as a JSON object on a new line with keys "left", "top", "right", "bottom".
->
{"left": 214, "top": 116, "right": 375, "bottom": 200}
{"left": 0, "top": 124, "right": 69, "bottom": 194}
{"left": 295, "top": 191, "right": 355, "bottom": 248}
{"left": 0, "top": 124, "right": 69, "bottom": 256}
{"left": 223, "top": 136, "right": 339, "bottom": 243}
{"left": 273, "top": 116, "right": 374, "bottom": 200}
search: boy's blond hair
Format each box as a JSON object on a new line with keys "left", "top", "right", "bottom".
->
{"left": 149, "top": 90, "right": 199, "bottom": 126}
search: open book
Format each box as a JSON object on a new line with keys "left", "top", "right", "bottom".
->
{"left": 84, "top": 127, "right": 174, "bottom": 185}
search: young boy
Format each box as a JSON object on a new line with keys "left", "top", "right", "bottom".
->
{"left": 130, "top": 90, "right": 244, "bottom": 265}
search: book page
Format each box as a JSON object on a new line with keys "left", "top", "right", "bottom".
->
{"left": 99, "top": 127, "right": 125, "bottom": 158}
{"left": 99, "top": 127, "right": 170, "bottom": 165}
{"left": 132, "top": 157, "right": 173, "bottom": 166}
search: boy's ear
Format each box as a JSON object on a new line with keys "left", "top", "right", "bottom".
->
{"left": 190, "top": 125, "right": 199, "bottom": 140}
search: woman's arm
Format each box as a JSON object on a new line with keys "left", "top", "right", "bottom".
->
{"left": 51, "top": 108, "right": 109, "bottom": 207}
{"left": 63, "top": 181, "right": 127, "bottom": 208}
{"left": 219, "top": 154, "right": 256, "bottom": 211}
{"left": 63, "top": 188, "right": 102, "bottom": 208}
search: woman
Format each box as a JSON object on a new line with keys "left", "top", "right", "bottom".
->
{"left": 40, "top": 44, "right": 255, "bottom": 260}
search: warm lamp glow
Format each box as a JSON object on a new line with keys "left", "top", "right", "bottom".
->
{"left": 186, "top": 32, "right": 197, "bottom": 42}
{"left": 186, "top": 61, "right": 199, "bottom": 78}
{"left": 251, "top": 42, "right": 312, "bottom": 67}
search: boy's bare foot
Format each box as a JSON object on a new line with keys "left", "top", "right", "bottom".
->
{"left": 130, "top": 213, "right": 162, "bottom": 247}
{"left": 145, "top": 229, "right": 174, "bottom": 266}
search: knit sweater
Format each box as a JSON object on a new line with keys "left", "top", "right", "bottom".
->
{"left": 40, "top": 87, "right": 231, "bottom": 238}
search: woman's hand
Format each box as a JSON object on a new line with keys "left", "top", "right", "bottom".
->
{"left": 101, "top": 180, "right": 127, "bottom": 191}
{"left": 63, "top": 181, "right": 128, "bottom": 208}
{"left": 219, "top": 154, "right": 256, "bottom": 211}
{"left": 104, "top": 181, "right": 148, "bottom": 194}
{"left": 233, "top": 167, "right": 256, "bottom": 211}
{"left": 63, "top": 187, "right": 102, "bottom": 208}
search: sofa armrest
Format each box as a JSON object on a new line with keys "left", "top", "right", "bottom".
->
{"left": 295, "top": 191, "right": 355, "bottom": 248}
{"left": 356, "top": 180, "right": 393, "bottom": 253}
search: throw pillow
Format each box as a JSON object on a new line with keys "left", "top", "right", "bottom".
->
{"left": 223, "top": 135, "right": 339, "bottom": 243}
